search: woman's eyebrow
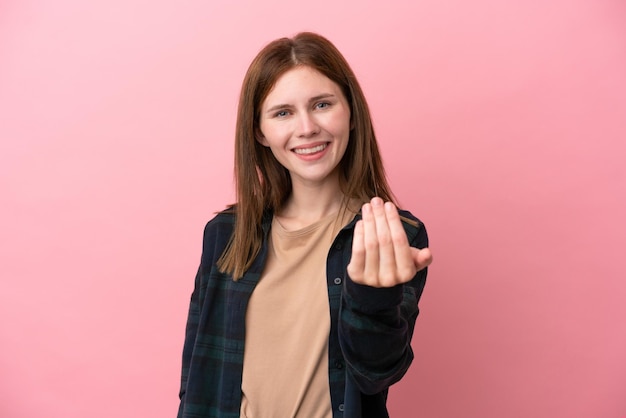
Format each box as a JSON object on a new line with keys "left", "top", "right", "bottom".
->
{"left": 265, "top": 93, "right": 336, "bottom": 114}
{"left": 265, "top": 103, "right": 291, "bottom": 113}
{"left": 308, "top": 93, "right": 335, "bottom": 102}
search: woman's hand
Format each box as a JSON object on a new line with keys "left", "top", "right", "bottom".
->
{"left": 347, "top": 197, "right": 433, "bottom": 288}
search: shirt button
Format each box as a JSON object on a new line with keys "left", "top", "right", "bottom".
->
{"left": 334, "top": 242, "right": 343, "bottom": 251}
{"left": 335, "top": 360, "right": 343, "bottom": 369}
{"left": 334, "top": 277, "right": 342, "bottom": 285}
{"left": 338, "top": 404, "right": 345, "bottom": 412}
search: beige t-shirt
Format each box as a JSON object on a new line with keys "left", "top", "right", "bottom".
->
{"left": 240, "top": 211, "right": 352, "bottom": 418}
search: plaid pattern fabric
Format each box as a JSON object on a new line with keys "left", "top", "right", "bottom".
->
{"left": 178, "top": 209, "right": 428, "bottom": 418}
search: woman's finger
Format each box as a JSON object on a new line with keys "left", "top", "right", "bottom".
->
{"left": 347, "top": 220, "right": 365, "bottom": 281}
{"left": 411, "top": 247, "right": 433, "bottom": 272}
{"left": 361, "top": 202, "right": 380, "bottom": 286}
{"left": 385, "top": 201, "right": 417, "bottom": 283}
{"left": 372, "top": 198, "right": 397, "bottom": 286}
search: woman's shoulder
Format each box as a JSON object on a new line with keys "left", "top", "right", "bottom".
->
{"left": 197, "top": 206, "right": 238, "bottom": 256}
{"left": 397, "top": 209, "right": 428, "bottom": 247}
{"left": 205, "top": 205, "right": 236, "bottom": 223}
{"left": 201, "top": 206, "right": 237, "bottom": 237}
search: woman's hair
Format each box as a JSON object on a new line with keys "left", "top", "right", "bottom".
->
{"left": 218, "top": 32, "right": 396, "bottom": 279}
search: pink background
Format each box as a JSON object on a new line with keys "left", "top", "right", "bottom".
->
{"left": 1, "top": 0, "right": 625, "bottom": 417}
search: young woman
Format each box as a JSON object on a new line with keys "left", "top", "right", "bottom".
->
{"left": 178, "top": 32, "right": 433, "bottom": 418}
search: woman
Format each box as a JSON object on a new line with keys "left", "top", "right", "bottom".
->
{"left": 178, "top": 32, "right": 433, "bottom": 418}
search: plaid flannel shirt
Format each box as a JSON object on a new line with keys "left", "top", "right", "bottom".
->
{"left": 178, "top": 209, "right": 428, "bottom": 418}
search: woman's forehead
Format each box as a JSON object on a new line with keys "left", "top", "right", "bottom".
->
{"left": 262, "top": 66, "right": 344, "bottom": 108}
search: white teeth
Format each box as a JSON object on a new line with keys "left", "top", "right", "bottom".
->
{"left": 294, "top": 144, "right": 327, "bottom": 155}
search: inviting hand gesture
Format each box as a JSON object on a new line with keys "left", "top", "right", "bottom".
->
{"left": 347, "top": 197, "right": 433, "bottom": 288}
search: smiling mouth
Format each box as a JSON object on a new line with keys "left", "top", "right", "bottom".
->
{"left": 293, "top": 143, "right": 328, "bottom": 155}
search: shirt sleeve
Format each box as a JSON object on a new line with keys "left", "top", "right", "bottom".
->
{"left": 338, "top": 220, "right": 428, "bottom": 395}
{"left": 177, "top": 219, "right": 217, "bottom": 417}
{"left": 177, "top": 266, "right": 202, "bottom": 418}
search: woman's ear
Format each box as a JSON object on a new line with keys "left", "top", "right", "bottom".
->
{"left": 255, "top": 127, "right": 269, "bottom": 146}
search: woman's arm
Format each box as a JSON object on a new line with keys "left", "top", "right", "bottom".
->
{"left": 339, "top": 197, "right": 431, "bottom": 394}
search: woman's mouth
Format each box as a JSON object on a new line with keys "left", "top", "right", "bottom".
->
{"left": 293, "top": 143, "right": 328, "bottom": 155}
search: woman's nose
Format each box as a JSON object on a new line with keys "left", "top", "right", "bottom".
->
{"left": 296, "top": 112, "right": 320, "bottom": 137}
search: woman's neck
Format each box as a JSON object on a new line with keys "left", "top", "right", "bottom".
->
{"left": 276, "top": 177, "right": 345, "bottom": 231}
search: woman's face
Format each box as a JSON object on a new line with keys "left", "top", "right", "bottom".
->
{"left": 258, "top": 66, "right": 351, "bottom": 190}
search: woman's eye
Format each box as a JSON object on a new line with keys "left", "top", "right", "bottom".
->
{"left": 315, "top": 102, "right": 330, "bottom": 110}
{"left": 274, "top": 110, "right": 289, "bottom": 118}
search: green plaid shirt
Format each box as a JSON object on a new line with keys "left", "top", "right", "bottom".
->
{"left": 178, "top": 209, "right": 428, "bottom": 418}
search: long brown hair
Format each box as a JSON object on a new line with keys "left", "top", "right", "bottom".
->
{"left": 218, "top": 32, "right": 396, "bottom": 280}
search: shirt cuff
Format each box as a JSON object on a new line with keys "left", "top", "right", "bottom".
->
{"left": 344, "top": 277, "right": 403, "bottom": 313}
